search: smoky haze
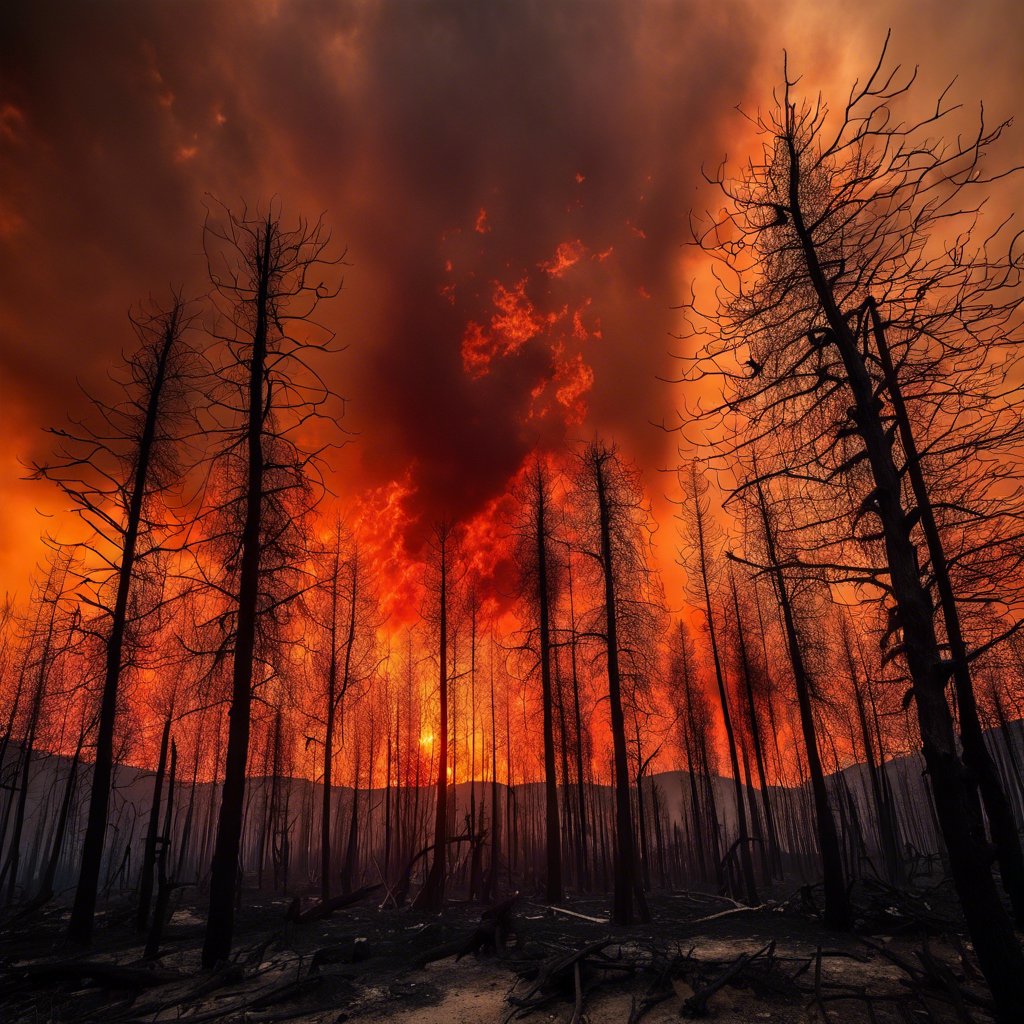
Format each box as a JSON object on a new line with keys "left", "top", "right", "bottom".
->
{"left": 1, "top": 0, "right": 1021, "bottom": 584}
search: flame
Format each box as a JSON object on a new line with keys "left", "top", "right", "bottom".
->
{"left": 460, "top": 278, "right": 560, "bottom": 379}
{"left": 350, "top": 471, "right": 423, "bottom": 624}
{"left": 540, "top": 239, "right": 585, "bottom": 277}
{"left": 553, "top": 350, "right": 595, "bottom": 424}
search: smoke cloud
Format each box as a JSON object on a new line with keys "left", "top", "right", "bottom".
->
{"left": 2, "top": 0, "right": 1021, "bottom": 591}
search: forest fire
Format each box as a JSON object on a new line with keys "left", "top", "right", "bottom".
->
{"left": 3, "top": 4, "right": 1024, "bottom": 1024}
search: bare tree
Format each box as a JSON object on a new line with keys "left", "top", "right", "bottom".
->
{"left": 199, "top": 202, "right": 342, "bottom": 967}
{"left": 572, "top": 441, "right": 658, "bottom": 925}
{"left": 676, "top": 462, "right": 758, "bottom": 905}
{"left": 734, "top": 478, "right": 851, "bottom": 927}
{"left": 414, "top": 522, "right": 457, "bottom": 912}
{"left": 683, "top": 39, "right": 1024, "bottom": 1013}
{"left": 30, "top": 296, "right": 198, "bottom": 942}
{"left": 513, "top": 456, "right": 563, "bottom": 904}
{"left": 0, "top": 552, "right": 78, "bottom": 904}
{"left": 308, "top": 525, "right": 381, "bottom": 902}
{"left": 667, "top": 619, "right": 722, "bottom": 885}
{"left": 724, "top": 571, "right": 782, "bottom": 884}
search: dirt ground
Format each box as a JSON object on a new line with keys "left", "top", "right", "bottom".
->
{"left": 0, "top": 881, "right": 1000, "bottom": 1023}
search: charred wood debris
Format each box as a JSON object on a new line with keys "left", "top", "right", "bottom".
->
{"left": 0, "top": 875, "right": 1008, "bottom": 1024}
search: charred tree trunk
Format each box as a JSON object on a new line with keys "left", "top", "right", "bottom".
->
{"left": 533, "top": 466, "right": 562, "bottom": 904}
{"left": 566, "top": 553, "right": 590, "bottom": 892}
{"left": 414, "top": 526, "right": 451, "bottom": 912}
{"left": 730, "top": 574, "right": 782, "bottom": 883}
{"left": 842, "top": 623, "right": 901, "bottom": 883}
{"left": 686, "top": 468, "right": 757, "bottom": 905}
{"left": 340, "top": 745, "right": 361, "bottom": 896}
{"left": 593, "top": 452, "right": 648, "bottom": 925}
{"left": 321, "top": 539, "right": 358, "bottom": 902}
{"left": 785, "top": 135, "right": 1024, "bottom": 1012}
{"left": 144, "top": 739, "right": 176, "bottom": 959}
{"left": 868, "top": 298, "right": 1024, "bottom": 923}
{"left": 753, "top": 480, "right": 850, "bottom": 928}
{"left": 483, "top": 638, "right": 501, "bottom": 902}
{"left": 175, "top": 738, "right": 201, "bottom": 882}
{"left": 137, "top": 713, "right": 171, "bottom": 932}
{"left": 320, "top": 562, "right": 339, "bottom": 901}
{"left": 2, "top": 580, "right": 59, "bottom": 905}
{"left": 31, "top": 723, "right": 85, "bottom": 909}
{"left": 202, "top": 218, "right": 272, "bottom": 969}
{"left": 68, "top": 304, "right": 183, "bottom": 944}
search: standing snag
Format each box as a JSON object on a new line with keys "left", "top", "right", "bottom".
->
{"left": 513, "top": 455, "right": 564, "bottom": 905}
{"left": 572, "top": 441, "right": 660, "bottom": 925}
{"left": 198, "top": 202, "right": 343, "bottom": 967}
{"left": 676, "top": 462, "right": 758, "bottom": 907}
{"left": 683, "top": 37, "right": 1024, "bottom": 1017}
{"left": 29, "top": 296, "right": 198, "bottom": 944}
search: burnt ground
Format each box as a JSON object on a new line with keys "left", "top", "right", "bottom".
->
{"left": 0, "top": 879, "right": 1003, "bottom": 1023}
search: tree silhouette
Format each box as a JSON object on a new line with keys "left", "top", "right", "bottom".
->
{"left": 684, "top": 37, "right": 1024, "bottom": 1015}
{"left": 676, "top": 461, "right": 758, "bottom": 905}
{"left": 199, "top": 202, "right": 342, "bottom": 967}
{"left": 30, "top": 296, "right": 198, "bottom": 943}
{"left": 736, "top": 476, "right": 850, "bottom": 927}
{"left": 573, "top": 441, "right": 658, "bottom": 925}
{"left": 513, "top": 456, "right": 563, "bottom": 905}
{"left": 308, "top": 525, "right": 381, "bottom": 902}
{"left": 413, "top": 522, "right": 458, "bottom": 912}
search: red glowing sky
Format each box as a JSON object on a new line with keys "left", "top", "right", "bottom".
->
{"left": 2, "top": 1, "right": 1022, "bottom": 608}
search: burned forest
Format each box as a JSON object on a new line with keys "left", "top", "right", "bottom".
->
{"left": 3, "top": 5, "right": 1024, "bottom": 1024}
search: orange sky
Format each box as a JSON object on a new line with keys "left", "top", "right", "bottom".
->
{"left": 2, "top": 1, "right": 1023, "bottom": 609}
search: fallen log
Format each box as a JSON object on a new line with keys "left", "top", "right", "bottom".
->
{"left": 509, "top": 939, "right": 611, "bottom": 1009}
{"left": 682, "top": 940, "right": 775, "bottom": 1018}
{"left": 1, "top": 959, "right": 186, "bottom": 992}
{"left": 414, "top": 935, "right": 472, "bottom": 968}
{"left": 525, "top": 902, "right": 608, "bottom": 925}
{"left": 414, "top": 895, "right": 522, "bottom": 966}
{"left": 626, "top": 948, "right": 681, "bottom": 1024}
{"left": 628, "top": 987, "right": 673, "bottom": 1024}
{"left": 285, "top": 883, "right": 382, "bottom": 923}
{"left": 309, "top": 936, "right": 372, "bottom": 971}
{"left": 687, "top": 903, "right": 766, "bottom": 926}
{"left": 860, "top": 937, "right": 994, "bottom": 1012}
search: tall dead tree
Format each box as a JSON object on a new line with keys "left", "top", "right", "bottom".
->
{"left": 839, "top": 612, "right": 901, "bottom": 883}
{"left": 727, "top": 570, "right": 782, "bottom": 884}
{"left": 685, "top": 39, "right": 1024, "bottom": 1015}
{"left": 676, "top": 462, "right": 758, "bottom": 905}
{"left": 200, "top": 202, "right": 342, "bottom": 967}
{"left": 136, "top": 709, "right": 172, "bottom": 931}
{"left": 0, "top": 554, "right": 76, "bottom": 904}
{"left": 668, "top": 619, "right": 722, "bottom": 885}
{"left": 738, "top": 480, "right": 851, "bottom": 928}
{"left": 561, "top": 546, "right": 592, "bottom": 892}
{"left": 573, "top": 441, "right": 657, "bottom": 925}
{"left": 30, "top": 297, "right": 196, "bottom": 943}
{"left": 482, "top": 632, "right": 502, "bottom": 902}
{"left": 866, "top": 297, "right": 1024, "bottom": 920}
{"left": 515, "top": 457, "right": 563, "bottom": 904}
{"left": 310, "top": 527, "right": 379, "bottom": 902}
{"left": 414, "top": 522, "right": 456, "bottom": 912}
